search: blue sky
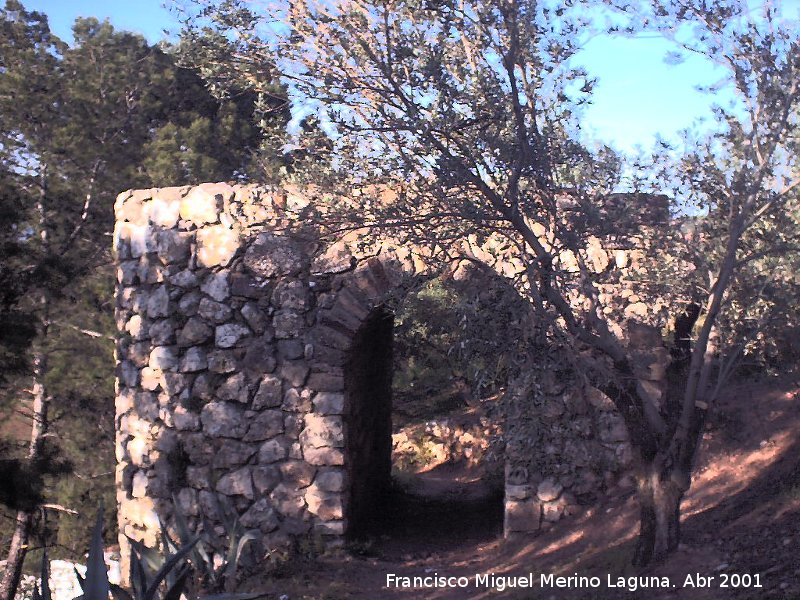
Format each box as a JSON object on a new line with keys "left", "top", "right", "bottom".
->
{"left": 23, "top": 0, "right": 800, "bottom": 155}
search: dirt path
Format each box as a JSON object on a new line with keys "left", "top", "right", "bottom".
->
{"left": 245, "top": 374, "right": 800, "bottom": 599}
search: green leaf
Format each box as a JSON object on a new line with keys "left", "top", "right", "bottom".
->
{"left": 83, "top": 508, "right": 111, "bottom": 600}
{"left": 162, "top": 567, "right": 192, "bottom": 600}
{"left": 143, "top": 536, "right": 199, "bottom": 600}
{"left": 172, "top": 494, "right": 216, "bottom": 585}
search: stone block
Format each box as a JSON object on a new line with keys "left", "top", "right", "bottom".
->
{"left": 118, "top": 360, "right": 139, "bottom": 387}
{"left": 305, "top": 489, "right": 344, "bottom": 521}
{"left": 230, "top": 273, "right": 263, "bottom": 298}
{"left": 197, "top": 225, "right": 240, "bottom": 268}
{"left": 131, "top": 471, "right": 148, "bottom": 498}
{"left": 504, "top": 499, "right": 541, "bottom": 534}
{"left": 542, "top": 499, "right": 565, "bottom": 523}
{"left": 217, "top": 467, "right": 254, "bottom": 500}
{"left": 129, "top": 224, "right": 156, "bottom": 258}
{"left": 156, "top": 230, "right": 191, "bottom": 264}
{"left": 198, "top": 298, "right": 233, "bottom": 323}
{"left": 253, "top": 375, "right": 282, "bottom": 410}
{"left": 241, "top": 302, "right": 268, "bottom": 334}
{"left": 537, "top": 479, "right": 563, "bottom": 502}
{"left": 300, "top": 415, "right": 344, "bottom": 449}
{"left": 215, "top": 324, "right": 251, "bottom": 348}
{"left": 270, "top": 483, "right": 306, "bottom": 518}
{"left": 141, "top": 367, "right": 165, "bottom": 391}
{"left": 277, "top": 339, "right": 304, "bottom": 360}
{"left": 146, "top": 287, "right": 171, "bottom": 318}
{"left": 173, "top": 406, "right": 200, "bottom": 431}
{"left": 125, "top": 315, "right": 147, "bottom": 341}
{"left": 313, "top": 392, "right": 345, "bottom": 415}
{"left": 170, "top": 269, "right": 198, "bottom": 288}
{"left": 240, "top": 498, "right": 279, "bottom": 533}
{"left": 313, "top": 468, "right": 345, "bottom": 492}
{"left": 180, "top": 347, "right": 207, "bottom": 373}
{"left": 186, "top": 466, "right": 211, "bottom": 490}
{"left": 149, "top": 319, "right": 176, "bottom": 345}
{"left": 218, "top": 373, "right": 249, "bottom": 402}
{"left": 282, "top": 388, "right": 311, "bottom": 413}
{"left": 179, "top": 183, "right": 226, "bottom": 225}
{"left": 243, "top": 336, "right": 277, "bottom": 374}
{"left": 243, "top": 232, "right": 307, "bottom": 278}
{"left": 149, "top": 194, "right": 181, "bottom": 228}
{"left": 200, "top": 402, "right": 247, "bottom": 438}
{"left": 208, "top": 350, "right": 239, "bottom": 373}
{"left": 315, "top": 520, "right": 346, "bottom": 536}
{"left": 280, "top": 460, "right": 316, "bottom": 488}
{"left": 149, "top": 346, "right": 179, "bottom": 371}
{"left": 272, "top": 280, "right": 309, "bottom": 310}
{"left": 308, "top": 372, "right": 344, "bottom": 392}
{"left": 505, "top": 484, "right": 533, "bottom": 501}
{"left": 178, "top": 291, "right": 201, "bottom": 316}
{"left": 303, "top": 446, "right": 344, "bottom": 466}
{"left": 280, "top": 362, "right": 310, "bottom": 387}
{"left": 258, "top": 437, "right": 290, "bottom": 464}
{"left": 243, "top": 410, "right": 284, "bottom": 442}
{"left": 253, "top": 466, "right": 281, "bottom": 495}
{"left": 177, "top": 318, "right": 213, "bottom": 346}
{"left": 133, "top": 392, "right": 159, "bottom": 421}
{"left": 284, "top": 414, "right": 304, "bottom": 438}
{"left": 273, "top": 310, "right": 305, "bottom": 339}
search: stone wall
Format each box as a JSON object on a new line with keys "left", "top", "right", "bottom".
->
{"left": 501, "top": 321, "right": 668, "bottom": 535}
{"left": 113, "top": 183, "right": 668, "bottom": 576}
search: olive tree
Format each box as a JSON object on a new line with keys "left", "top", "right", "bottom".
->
{"left": 181, "top": 0, "right": 800, "bottom": 565}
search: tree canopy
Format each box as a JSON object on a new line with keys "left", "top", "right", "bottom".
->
{"left": 181, "top": 0, "right": 800, "bottom": 566}
{"left": 0, "top": 2, "right": 290, "bottom": 593}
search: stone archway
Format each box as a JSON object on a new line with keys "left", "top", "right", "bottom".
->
{"left": 113, "top": 182, "right": 666, "bottom": 580}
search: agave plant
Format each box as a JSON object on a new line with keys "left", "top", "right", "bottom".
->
{"left": 74, "top": 507, "right": 198, "bottom": 600}
{"left": 171, "top": 494, "right": 260, "bottom": 595}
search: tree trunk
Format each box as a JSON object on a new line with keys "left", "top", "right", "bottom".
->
{"left": 0, "top": 511, "right": 34, "bottom": 600}
{"left": 632, "top": 463, "right": 685, "bottom": 567}
{"left": 0, "top": 333, "right": 49, "bottom": 600}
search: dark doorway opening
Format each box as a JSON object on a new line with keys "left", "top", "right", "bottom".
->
{"left": 343, "top": 277, "right": 508, "bottom": 554}
{"left": 344, "top": 307, "right": 394, "bottom": 539}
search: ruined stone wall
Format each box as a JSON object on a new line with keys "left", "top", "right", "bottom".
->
{"left": 113, "top": 183, "right": 668, "bottom": 572}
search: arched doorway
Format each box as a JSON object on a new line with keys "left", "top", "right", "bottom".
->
{"left": 343, "top": 306, "right": 395, "bottom": 537}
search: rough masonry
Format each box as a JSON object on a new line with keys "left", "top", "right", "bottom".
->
{"left": 113, "top": 183, "right": 669, "bottom": 573}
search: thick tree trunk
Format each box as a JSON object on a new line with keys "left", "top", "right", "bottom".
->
{"left": 632, "top": 464, "right": 685, "bottom": 567}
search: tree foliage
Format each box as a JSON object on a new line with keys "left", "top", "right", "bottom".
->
{"left": 0, "top": 1, "right": 288, "bottom": 588}
{"left": 183, "top": 0, "right": 800, "bottom": 566}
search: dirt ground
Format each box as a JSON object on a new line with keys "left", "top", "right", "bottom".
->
{"left": 243, "top": 373, "right": 800, "bottom": 599}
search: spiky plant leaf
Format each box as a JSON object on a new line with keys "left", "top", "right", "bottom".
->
{"left": 161, "top": 567, "right": 192, "bottom": 600}
{"left": 83, "top": 509, "right": 111, "bottom": 600}
{"left": 74, "top": 566, "right": 86, "bottom": 592}
{"left": 172, "top": 494, "right": 216, "bottom": 586}
{"left": 223, "top": 529, "right": 260, "bottom": 588}
{"left": 127, "top": 540, "right": 148, "bottom": 600}
{"left": 38, "top": 549, "right": 51, "bottom": 600}
{"left": 109, "top": 584, "right": 134, "bottom": 600}
{"left": 142, "top": 536, "right": 199, "bottom": 600}
{"left": 127, "top": 536, "right": 164, "bottom": 582}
